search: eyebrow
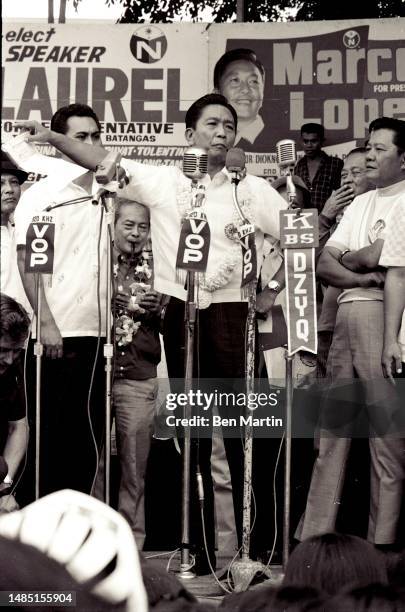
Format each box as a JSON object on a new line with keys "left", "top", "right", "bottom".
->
{"left": 74, "top": 130, "right": 101, "bottom": 136}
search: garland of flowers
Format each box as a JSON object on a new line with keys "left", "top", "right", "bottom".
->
{"left": 113, "top": 250, "right": 153, "bottom": 347}
{"left": 176, "top": 172, "right": 256, "bottom": 308}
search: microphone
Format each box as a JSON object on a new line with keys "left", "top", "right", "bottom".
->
{"left": 226, "top": 148, "right": 246, "bottom": 183}
{"left": 182, "top": 147, "right": 208, "bottom": 181}
{"left": 276, "top": 139, "right": 297, "bottom": 206}
{"left": 276, "top": 139, "right": 297, "bottom": 169}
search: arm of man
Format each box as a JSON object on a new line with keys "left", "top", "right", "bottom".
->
{"left": 317, "top": 246, "right": 385, "bottom": 289}
{"left": 315, "top": 186, "right": 354, "bottom": 261}
{"left": 17, "top": 248, "right": 63, "bottom": 358}
{"left": 256, "top": 262, "right": 285, "bottom": 316}
{"left": 16, "top": 120, "right": 106, "bottom": 171}
{"left": 2, "top": 418, "right": 28, "bottom": 482}
{"left": 255, "top": 180, "right": 287, "bottom": 315}
{"left": 382, "top": 266, "right": 405, "bottom": 383}
{"left": 339, "top": 239, "right": 384, "bottom": 272}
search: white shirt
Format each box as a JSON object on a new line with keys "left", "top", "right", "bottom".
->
{"left": 13, "top": 175, "right": 108, "bottom": 337}
{"left": 120, "top": 160, "right": 287, "bottom": 303}
{"left": 379, "top": 200, "right": 405, "bottom": 361}
{"left": 327, "top": 180, "right": 405, "bottom": 304}
{"left": 0, "top": 222, "right": 31, "bottom": 315}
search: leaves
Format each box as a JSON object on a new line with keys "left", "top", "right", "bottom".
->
{"left": 71, "top": 0, "right": 405, "bottom": 22}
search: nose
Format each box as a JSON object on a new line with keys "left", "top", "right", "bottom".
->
{"left": 341, "top": 176, "right": 352, "bottom": 186}
{"left": 366, "top": 148, "right": 375, "bottom": 161}
{"left": 130, "top": 225, "right": 140, "bottom": 238}
{"left": 215, "top": 123, "right": 226, "bottom": 138}
{"left": 3, "top": 181, "right": 14, "bottom": 194}
{"left": 238, "top": 79, "right": 249, "bottom": 93}
{"left": 83, "top": 135, "right": 93, "bottom": 145}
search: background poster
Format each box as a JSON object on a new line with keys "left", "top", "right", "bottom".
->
{"left": 2, "top": 19, "right": 404, "bottom": 180}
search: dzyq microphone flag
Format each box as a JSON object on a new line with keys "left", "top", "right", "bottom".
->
{"left": 280, "top": 209, "right": 319, "bottom": 355}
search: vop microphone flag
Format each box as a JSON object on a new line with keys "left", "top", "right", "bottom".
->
{"left": 226, "top": 148, "right": 257, "bottom": 291}
{"left": 280, "top": 209, "right": 319, "bottom": 355}
{"left": 176, "top": 147, "right": 210, "bottom": 275}
{"left": 25, "top": 213, "right": 55, "bottom": 274}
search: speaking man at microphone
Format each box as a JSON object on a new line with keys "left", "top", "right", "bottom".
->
{"left": 13, "top": 104, "right": 108, "bottom": 502}
{"left": 16, "top": 93, "right": 287, "bottom": 573}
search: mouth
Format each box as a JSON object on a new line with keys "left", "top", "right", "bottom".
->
{"left": 2, "top": 198, "right": 17, "bottom": 204}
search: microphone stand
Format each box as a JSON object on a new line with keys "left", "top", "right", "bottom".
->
{"left": 283, "top": 165, "right": 300, "bottom": 567}
{"left": 100, "top": 188, "right": 116, "bottom": 506}
{"left": 178, "top": 179, "right": 199, "bottom": 580}
{"left": 229, "top": 175, "right": 273, "bottom": 592}
{"left": 34, "top": 274, "right": 43, "bottom": 500}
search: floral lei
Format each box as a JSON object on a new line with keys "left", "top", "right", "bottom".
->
{"left": 113, "top": 249, "right": 153, "bottom": 347}
{"left": 176, "top": 172, "right": 256, "bottom": 308}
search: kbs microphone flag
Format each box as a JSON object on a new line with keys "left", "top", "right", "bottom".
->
{"left": 280, "top": 209, "right": 319, "bottom": 355}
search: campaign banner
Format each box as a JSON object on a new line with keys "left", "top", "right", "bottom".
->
{"left": 2, "top": 18, "right": 404, "bottom": 181}
{"left": 2, "top": 23, "right": 209, "bottom": 173}
{"left": 209, "top": 19, "right": 405, "bottom": 177}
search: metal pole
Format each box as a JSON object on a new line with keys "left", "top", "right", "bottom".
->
{"left": 34, "top": 274, "right": 43, "bottom": 500}
{"left": 236, "top": 0, "right": 246, "bottom": 22}
{"left": 283, "top": 350, "right": 294, "bottom": 567}
{"left": 241, "top": 283, "right": 256, "bottom": 560}
{"left": 102, "top": 193, "right": 116, "bottom": 506}
{"left": 178, "top": 270, "right": 196, "bottom": 579}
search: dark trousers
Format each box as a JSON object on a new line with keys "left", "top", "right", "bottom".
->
{"left": 18, "top": 337, "right": 105, "bottom": 505}
{"left": 163, "top": 298, "right": 257, "bottom": 560}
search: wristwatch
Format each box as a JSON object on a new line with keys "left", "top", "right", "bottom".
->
{"left": 267, "top": 279, "right": 282, "bottom": 294}
{"left": 338, "top": 249, "right": 351, "bottom": 266}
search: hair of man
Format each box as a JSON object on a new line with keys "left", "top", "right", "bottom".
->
{"left": 50, "top": 103, "right": 102, "bottom": 135}
{"left": 0, "top": 293, "right": 30, "bottom": 343}
{"left": 213, "top": 47, "right": 265, "bottom": 90}
{"left": 300, "top": 122, "right": 325, "bottom": 140}
{"left": 369, "top": 116, "right": 405, "bottom": 152}
{"left": 185, "top": 93, "right": 238, "bottom": 132}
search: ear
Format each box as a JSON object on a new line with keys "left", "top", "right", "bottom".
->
{"left": 400, "top": 151, "right": 405, "bottom": 171}
{"left": 185, "top": 127, "right": 195, "bottom": 145}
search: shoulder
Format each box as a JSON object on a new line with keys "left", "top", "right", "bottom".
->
{"left": 324, "top": 152, "right": 343, "bottom": 169}
{"left": 14, "top": 181, "right": 48, "bottom": 217}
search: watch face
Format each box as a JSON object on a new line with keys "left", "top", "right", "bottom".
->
{"left": 268, "top": 280, "right": 280, "bottom": 291}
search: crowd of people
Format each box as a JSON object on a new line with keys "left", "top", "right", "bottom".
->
{"left": 0, "top": 85, "right": 404, "bottom": 611}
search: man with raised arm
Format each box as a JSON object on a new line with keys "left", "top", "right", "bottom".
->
{"left": 13, "top": 104, "right": 107, "bottom": 502}
{"left": 16, "top": 93, "right": 287, "bottom": 573}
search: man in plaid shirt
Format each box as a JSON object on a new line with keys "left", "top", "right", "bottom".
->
{"left": 294, "top": 123, "right": 343, "bottom": 212}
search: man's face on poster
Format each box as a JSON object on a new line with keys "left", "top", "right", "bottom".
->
{"left": 219, "top": 59, "right": 264, "bottom": 123}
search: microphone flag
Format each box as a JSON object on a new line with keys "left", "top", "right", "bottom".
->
{"left": 280, "top": 209, "right": 319, "bottom": 355}
{"left": 238, "top": 223, "right": 257, "bottom": 292}
{"left": 176, "top": 205, "right": 211, "bottom": 273}
{"left": 25, "top": 213, "right": 55, "bottom": 274}
{"left": 176, "top": 148, "right": 211, "bottom": 276}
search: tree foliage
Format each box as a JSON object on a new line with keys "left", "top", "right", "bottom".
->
{"left": 97, "top": 0, "right": 405, "bottom": 22}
